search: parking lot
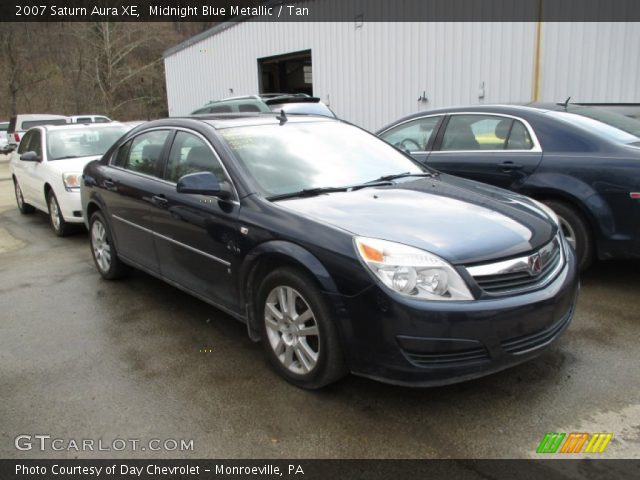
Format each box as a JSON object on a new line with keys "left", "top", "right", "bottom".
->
{"left": 0, "top": 157, "right": 638, "bottom": 460}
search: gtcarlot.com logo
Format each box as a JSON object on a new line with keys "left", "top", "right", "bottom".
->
{"left": 536, "top": 432, "right": 613, "bottom": 454}
{"left": 15, "top": 434, "right": 194, "bottom": 452}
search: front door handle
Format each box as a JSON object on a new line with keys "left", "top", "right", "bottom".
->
{"left": 498, "top": 161, "right": 524, "bottom": 172}
{"left": 151, "top": 194, "right": 169, "bottom": 208}
{"left": 103, "top": 179, "right": 117, "bottom": 191}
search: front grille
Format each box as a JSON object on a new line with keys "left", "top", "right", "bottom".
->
{"left": 467, "top": 235, "right": 564, "bottom": 296}
{"left": 404, "top": 347, "right": 490, "bottom": 368}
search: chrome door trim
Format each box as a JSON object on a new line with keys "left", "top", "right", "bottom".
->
{"left": 112, "top": 214, "right": 231, "bottom": 268}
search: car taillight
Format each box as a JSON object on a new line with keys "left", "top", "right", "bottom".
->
{"left": 13, "top": 133, "right": 20, "bottom": 142}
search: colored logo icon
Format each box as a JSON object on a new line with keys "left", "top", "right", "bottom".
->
{"left": 537, "top": 432, "right": 613, "bottom": 454}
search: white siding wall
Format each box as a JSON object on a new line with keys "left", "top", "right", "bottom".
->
{"left": 164, "top": 21, "right": 639, "bottom": 131}
{"left": 539, "top": 22, "right": 640, "bottom": 103}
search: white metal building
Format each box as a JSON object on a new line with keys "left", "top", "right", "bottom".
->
{"left": 164, "top": 17, "right": 640, "bottom": 131}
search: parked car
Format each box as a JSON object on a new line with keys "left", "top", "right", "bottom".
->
{"left": 81, "top": 114, "right": 578, "bottom": 389}
{"left": 190, "top": 94, "right": 336, "bottom": 118}
{"left": 377, "top": 105, "right": 640, "bottom": 270}
{"left": 7, "top": 114, "right": 68, "bottom": 150}
{"left": 67, "top": 115, "right": 112, "bottom": 124}
{"left": 10, "top": 123, "right": 129, "bottom": 236}
{"left": 0, "top": 121, "right": 13, "bottom": 154}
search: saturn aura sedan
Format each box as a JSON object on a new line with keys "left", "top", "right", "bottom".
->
{"left": 377, "top": 104, "right": 640, "bottom": 270}
{"left": 81, "top": 113, "right": 579, "bottom": 388}
{"left": 11, "top": 123, "right": 129, "bottom": 236}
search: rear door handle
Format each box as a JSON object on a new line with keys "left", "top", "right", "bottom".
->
{"left": 151, "top": 194, "right": 169, "bottom": 208}
{"left": 498, "top": 161, "right": 524, "bottom": 171}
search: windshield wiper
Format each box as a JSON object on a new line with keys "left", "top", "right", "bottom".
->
{"left": 268, "top": 186, "right": 351, "bottom": 201}
{"left": 367, "top": 172, "right": 436, "bottom": 183}
{"left": 52, "top": 155, "right": 81, "bottom": 160}
{"left": 268, "top": 179, "right": 409, "bottom": 201}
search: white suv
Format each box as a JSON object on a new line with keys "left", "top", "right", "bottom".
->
{"left": 67, "top": 115, "right": 112, "bottom": 124}
{"left": 10, "top": 123, "right": 129, "bottom": 236}
{"left": 7, "top": 114, "right": 68, "bottom": 150}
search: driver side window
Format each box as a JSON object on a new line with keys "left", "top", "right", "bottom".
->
{"left": 380, "top": 116, "right": 442, "bottom": 152}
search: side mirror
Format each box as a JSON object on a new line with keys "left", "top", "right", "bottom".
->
{"left": 20, "top": 151, "right": 41, "bottom": 162}
{"left": 176, "top": 172, "right": 232, "bottom": 200}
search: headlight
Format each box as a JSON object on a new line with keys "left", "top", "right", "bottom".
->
{"left": 354, "top": 237, "right": 474, "bottom": 301}
{"left": 531, "top": 199, "right": 560, "bottom": 226}
{"left": 62, "top": 172, "right": 82, "bottom": 190}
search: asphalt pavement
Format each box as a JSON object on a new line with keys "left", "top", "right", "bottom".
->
{"left": 0, "top": 158, "right": 638, "bottom": 460}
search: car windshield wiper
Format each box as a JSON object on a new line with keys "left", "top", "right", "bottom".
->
{"left": 367, "top": 172, "right": 436, "bottom": 183}
{"left": 268, "top": 180, "right": 399, "bottom": 201}
{"left": 52, "top": 155, "right": 81, "bottom": 160}
{"left": 268, "top": 186, "right": 351, "bottom": 201}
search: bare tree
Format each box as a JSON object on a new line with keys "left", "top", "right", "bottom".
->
{"left": 80, "top": 22, "right": 164, "bottom": 116}
{"left": 0, "top": 24, "right": 56, "bottom": 115}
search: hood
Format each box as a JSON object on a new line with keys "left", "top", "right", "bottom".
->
{"left": 46, "top": 155, "right": 103, "bottom": 173}
{"left": 276, "top": 175, "right": 556, "bottom": 265}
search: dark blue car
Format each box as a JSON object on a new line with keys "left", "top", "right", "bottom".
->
{"left": 81, "top": 114, "right": 578, "bottom": 388}
{"left": 378, "top": 105, "right": 640, "bottom": 270}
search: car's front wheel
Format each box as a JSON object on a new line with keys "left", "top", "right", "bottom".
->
{"left": 257, "top": 267, "right": 347, "bottom": 389}
{"left": 89, "top": 211, "right": 130, "bottom": 280}
{"left": 14, "top": 178, "right": 35, "bottom": 214}
{"left": 543, "top": 200, "right": 593, "bottom": 271}
{"left": 47, "top": 190, "right": 73, "bottom": 237}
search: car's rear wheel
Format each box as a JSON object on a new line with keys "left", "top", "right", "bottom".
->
{"left": 257, "top": 267, "right": 347, "bottom": 389}
{"left": 543, "top": 200, "right": 593, "bottom": 271}
{"left": 47, "top": 190, "right": 74, "bottom": 237}
{"left": 14, "top": 178, "right": 35, "bottom": 214}
{"left": 89, "top": 211, "right": 130, "bottom": 280}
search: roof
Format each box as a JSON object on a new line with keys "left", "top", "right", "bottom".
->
{"left": 138, "top": 112, "right": 336, "bottom": 131}
{"left": 163, "top": 0, "right": 285, "bottom": 59}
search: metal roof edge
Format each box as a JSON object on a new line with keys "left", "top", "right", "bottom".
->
{"left": 162, "top": 0, "right": 287, "bottom": 59}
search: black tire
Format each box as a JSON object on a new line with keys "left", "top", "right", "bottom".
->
{"left": 543, "top": 200, "right": 593, "bottom": 271}
{"left": 13, "top": 178, "right": 35, "bottom": 214}
{"left": 47, "top": 190, "right": 74, "bottom": 237}
{"left": 257, "top": 267, "right": 347, "bottom": 389}
{"left": 89, "top": 210, "right": 131, "bottom": 280}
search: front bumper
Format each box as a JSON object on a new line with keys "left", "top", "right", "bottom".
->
{"left": 56, "top": 188, "right": 84, "bottom": 224}
{"left": 337, "top": 245, "right": 579, "bottom": 387}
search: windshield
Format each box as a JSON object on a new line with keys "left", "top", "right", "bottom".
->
{"left": 219, "top": 121, "right": 425, "bottom": 197}
{"left": 47, "top": 126, "right": 128, "bottom": 160}
{"left": 548, "top": 110, "right": 640, "bottom": 145}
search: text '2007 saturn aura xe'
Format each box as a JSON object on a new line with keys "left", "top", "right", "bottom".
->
{"left": 81, "top": 113, "right": 579, "bottom": 389}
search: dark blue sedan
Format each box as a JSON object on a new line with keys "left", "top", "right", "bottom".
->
{"left": 81, "top": 114, "right": 578, "bottom": 388}
{"left": 378, "top": 105, "right": 640, "bottom": 270}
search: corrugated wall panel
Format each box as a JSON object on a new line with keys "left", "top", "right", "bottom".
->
{"left": 165, "top": 17, "right": 638, "bottom": 131}
{"left": 538, "top": 22, "right": 640, "bottom": 103}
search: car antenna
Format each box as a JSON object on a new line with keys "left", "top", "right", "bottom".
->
{"left": 276, "top": 109, "right": 288, "bottom": 125}
{"left": 559, "top": 96, "right": 571, "bottom": 110}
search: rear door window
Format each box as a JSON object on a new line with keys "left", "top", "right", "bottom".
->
{"left": 440, "top": 115, "right": 534, "bottom": 151}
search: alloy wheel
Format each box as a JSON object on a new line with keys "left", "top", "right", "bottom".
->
{"left": 558, "top": 215, "right": 577, "bottom": 250}
{"left": 49, "top": 195, "right": 61, "bottom": 231}
{"left": 91, "top": 220, "right": 112, "bottom": 273}
{"left": 264, "top": 286, "right": 320, "bottom": 375}
{"left": 15, "top": 182, "right": 24, "bottom": 209}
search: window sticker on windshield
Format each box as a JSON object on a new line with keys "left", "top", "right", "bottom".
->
{"left": 84, "top": 132, "right": 100, "bottom": 143}
{"left": 223, "top": 135, "right": 256, "bottom": 149}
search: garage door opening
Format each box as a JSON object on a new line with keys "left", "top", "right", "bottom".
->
{"left": 258, "top": 50, "right": 313, "bottom": 96}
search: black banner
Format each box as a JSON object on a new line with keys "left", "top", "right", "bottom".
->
{"left": 2, "top": 459, "right": 640, "bottom": 480}
{"left": 2, "top": 0, "right": 640, "bottom": 22}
